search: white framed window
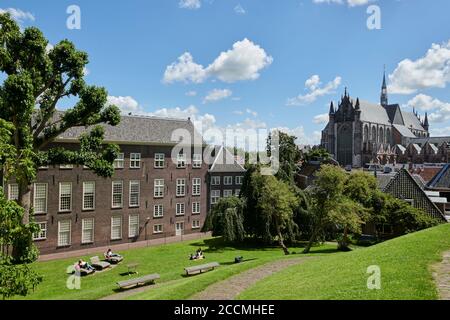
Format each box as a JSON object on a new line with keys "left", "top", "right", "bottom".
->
{"left": 211, "top": 176, "right": 220, "bottom": 186}
{"left": 129, "top": 214, "right": 139, "bottom": 238}
{"left": 111, "top": 216, "right": 122, "bottom": 240}
{"left": 154, "top": 179, "right": 164, "bottom": 198}
{"left": 81, "top": 218, "right": 94, "bottom": 244}
{"left": 112, "top": 181, "right": 123, "bottom": 208}
{"left": 153, "top": 224, "right": 163, "bottom": 234}
{"left": 33, "top": 183, "right": 48, "bottom": 214}
{"left": 177, "top": 153, "right": 186, "bottom": 168}
{"left": 192, "top": 220, "right": 200, "bottom": 229}
{"left": 176, "top": 203, "right": 185, "bottom": 216}
{"left": 235, "top": 189, "right": 241, "bottom": 196}
{"left": 154, "top": 204, "right": 164, "bottom": 218}
{"left": 58, "top": 220, "right": 71, "bottom": 247}
{"left": 154, "top": 153, "right": 165, "bottom": 168}
{"left": 82, "top": 182, "right": 95, "bottom": 210}
{"left": 224, "top": 190, "right": 233, "bottom": 198}
{"left": 8, "top": 183, "right": 18, "bottom": 201}
{"left": 60, "top": 164, "right": 73, "bottom": 169}
{"left": 59, "top": 182, "right": 72, "bottom": 212}
{"left": 38, "top": 165, "right": 49, "bottom": 170}
{"left": 192, "top": 202, "right": 200, "bottom": 214}
{"left": 192, "top": 178, "right": 201, "bottom": 196}
{"left": 33, "top": 222, "right": 47, "bottom": 241}
{"left": 235, "top": 176, "right": 244, "bottom": 185}
{"left": 114, "top": 153, "right": 125, "bottom": 169}
{"left": 224, "top": 176, "right": 233, "bottom": 185}
{"left": 211, "top": 190, "right": 220, "bottom": 204}
{"left": 193, "top": 154, "right": 202, "bottom": 168}
{"left": 176, "top": 179, "right": 186, "bottom": 197}
{"left": 130, "top": 153, "right": 141, "bottom": 168}
{"left": 129, "top": 181, "right": 140, "bottom": 207}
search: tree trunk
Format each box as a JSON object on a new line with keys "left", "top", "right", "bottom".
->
{"left": 276, "top": 224, "right": 290, "bottom": 255}
{"left": 337, "top": 227, "right": 350, "bottom": 251}
{"left": 303, "top": 227, "right": 319, "bottom": 254}
{"left": 18, "top": 181, "right": 32, "bottom": 225}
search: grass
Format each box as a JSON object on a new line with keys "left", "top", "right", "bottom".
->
{"left": 16, "top": 237, "right": 337, "bottom": 300}
{"left": 238, "top": 223, "right": 450, "bottom": 300}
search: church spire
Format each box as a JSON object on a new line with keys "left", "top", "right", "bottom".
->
{"left": 329, "top": 101, "right": 335, "bottom": 115}
{"left": 424, "top": 112, "right": 429, "bottom": 131}
{"left": 380, "top": 66, "right": 388, "bottom": 107}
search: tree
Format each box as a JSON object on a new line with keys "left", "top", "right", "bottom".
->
{"left": 303, "top": 147, "right": 332, "bottom": 163}
{"left": 202, "top": 197, "right": 245, "bottom": 243}
{"left": 0, "top": 13, "right": 121, "bottom": 262}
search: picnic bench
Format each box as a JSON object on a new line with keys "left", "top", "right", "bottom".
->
{"left": 116, "top": 273, "right": 160, "bottom": 290}
{"left": 126, "top": 263, "right": 139, "bottom": 275}
{"left": 90, "top": 256, "right": 111, "bottom": 270}
{"left": 104, "top": 253, "right": 123, "bottom": 264}
{"left": 184, "top": 262, "right": 220, "bottom": 276}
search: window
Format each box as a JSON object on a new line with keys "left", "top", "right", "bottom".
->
{"left": 176, "top": 179, "right": 186, "bottom": 197}
{"left": 224, "top": 176, "right": 233, "bottom": 185}
{"left": 235, "top": 189, "right": 241, "bottom": 196}
{"left": 224, "top": 190, "right": 233, "bottom": 198}
{"left": 211, "top": 176, "right": 220, "bottom": 185}
{"left": 154, "top": 153, "right": 165, "bottom": 168}
{"left": 235, "top": 176, "right": 244, "bottom": 185}
{"left": 60, "top": 164, "right": 73, "bottom": 169}
{"left": 82, "top": 218, "right": 94, "bottom": 244}
{"left": 129, "top": 181, "right": 140, "bottom": 207}
{"left": 192, "top": 202, "right": 200, "bottom": 214}
{"left": 177, "top": 153, "right": 186, "bottom": 168}
{"left": 154, "top": 205, "right": 164, "bottom": 218}
{"left": 8, "top": 183, "right": 18, "bottom": 201}
{"left": 192, "top": 178, "right": 201, "bottom": 196}
{"left": 111, "top": 216, "right": 122, "bottom": 240}
{"left": 176, "top": 203, "right": 185, "bottom": 216}
{"left": 58, "top": 220, "right": 71, "bottom": 247}
{"left": 193, "top": 154, "right": 202, "bottom": 168}
{"left": 59, "top": 182, "right": 72, "bottom": 212}
{"left": 130, "top": 153, "right": 141, "bottom": 168}
{"left": 112, "top": 181, "right": 123, "bottom": 208}
{"left": 33, "top": 222, "right": 47, "bottom": 241}
{"left": 33, "top": 183, "right": 47, "bottom": 214}
{"left": 82, "top": 182, "right": 95, "bottom": 210}
{"left": 153, "top": 224, "right": 163, "bottom": 234}
{"left": 154, "top": 179, "right": 164, "bottom": 198}
{"left": 192, "top": 220, "right": 200, "bottom": 229}
{"left": 114, "top": 153, "right": 125, "bottom": 169}
{"left": 211, "top": 190, "right": 220, "bottom": 204}
{"left": 129, "top": 214, "right": 139, "bottom": 238}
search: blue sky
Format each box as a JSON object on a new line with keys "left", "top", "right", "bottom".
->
{"left": 1, "top": 0, "right": 450, "bottom": 145}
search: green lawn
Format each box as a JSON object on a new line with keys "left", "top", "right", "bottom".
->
{"left": 238, "top": 223, "right": 450, "bottom": 300}
{"left": 17, "top": 237, "right": 337, "bottom": 300}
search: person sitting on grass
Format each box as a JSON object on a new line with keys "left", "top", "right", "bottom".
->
{"left": 196, "top": 248, "right": 204, "bottom": 259}
{"left": 105, "top": 249, "right": 122, "bottom": 259}
{"left": 78, "top": 259, "right": 95, "bottom": 271}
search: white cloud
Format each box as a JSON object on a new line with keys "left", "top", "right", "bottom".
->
{"left": 312, "top": 0, "right": 373, "bottom": 6}
{"left": 246, "top": 108, "right": 258, "bottom": 117}
{"left": 430, "top": 126, "right": 450, "bottom": 137}
{"left": 107, "top": 96, "right": 142, "bottom": 114}
{"left": 203, "top": 89, "right": 232, "bottom": 104}
{"left": 163, "top": 38, "right": 273, "bottom": 84}
{"left": 0, "top": 8, "right": 35, "bottom": 23}
{"left": 185, "top": 90, "right": 197, "bottom": 97}
{"left": 179, "top": 0, "right": 201, "bottom": 10}
{"left": 313, "top": 113, "right": 329, "bottom": 124}
{"left": 273, "top": 126, "right": 322, "bottom": 146}
{"left": 233, "top": 110, "right": 244, "bottom": 115}
{"left": 287, "top": 75, "right": 342, "bottom": 106}
{"left": 406, "top": 94, "right": 450, "bottom": 124}
{"left": 389, "top": 40, "right": 450, "bottom": 94}
{"left": 234, "top": 4, "right": 246, "bottom": 15}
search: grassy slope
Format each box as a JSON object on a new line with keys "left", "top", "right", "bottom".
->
{"left": 238, "top": 223, "right": 450, "bottom": 300}
{"left": 18, "top": 237, "right": 336, "bottom": 300}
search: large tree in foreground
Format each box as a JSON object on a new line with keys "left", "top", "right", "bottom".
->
{"left": 0, "top": 13, "right": 121, "bottom": 262}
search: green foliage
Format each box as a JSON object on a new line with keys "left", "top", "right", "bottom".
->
{"left": 203, "top": 197, "right": 246, "bottom": 243}
{"left": 302, "top": 147, "right": 332, "bottom": 163}
{"left": 0, "top": 263, "right": 42, "bottom": 300}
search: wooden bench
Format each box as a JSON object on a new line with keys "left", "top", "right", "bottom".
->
{"left": 117, "top": 273, "right": 160, "bottom": 290}
{"left": 184, "top": 262, "right": 220, "bottom": 276}
{"left": 90, "top": 256, "right": 111, "bottom": 270}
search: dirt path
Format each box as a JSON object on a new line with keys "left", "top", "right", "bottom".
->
{"left": 190, "top": 257, "right": 309, "bottom": 300}
{"left": 433, "top": 250, "right": 450, "bottom": 300}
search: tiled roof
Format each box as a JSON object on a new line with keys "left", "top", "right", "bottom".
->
{"left": 358, "top": 100, "right": 391, "bottom": 125}
{"left": 392, "top": 124, "right": 416, "bottom": 138}
{"left": 401, "top": 111, "right": 426, "bottom": 131}
{"left": 209, "top": 146, "right": 246, "bottom": 173}
{"left": 427, "top": 164, "right": 450, "bottom": 190}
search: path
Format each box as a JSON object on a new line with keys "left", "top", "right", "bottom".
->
{"left": 433, "top": 250, "right": 450, "bottom": 300}
{"left": 190, "top": 257, "right": 309, "bottom": 300}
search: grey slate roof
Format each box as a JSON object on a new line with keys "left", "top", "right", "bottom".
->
{"left": 392, "top": 124, "right": 416, "bottom": 138}
{"left": 404, "top": 136, "right": 450, "bottom": 146}
{"left": 358, "top": 100, "right": 391, "bottom": 125}
{"left": 402, "top": 111, "right": 425, "bottom": 131}
{"left": 56, "top": 113, "right": 204, "bottom": 145}
{"left": 209, "top": 146, "right": 246, "bottom": 173}
{"left": 385, "top": 104, "right": 405, "bottom": 125}
{"left": 427, "top": 164, "right": 450, "bottom": 190}
{"left": 376, "top": 173, "right": 396, "bottom": 191}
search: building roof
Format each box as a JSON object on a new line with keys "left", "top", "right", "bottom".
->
{"left": 209, "top": 146, "right": 246, "bottom": 173}
{"left": 410, "top": 167, "right": 443, "bottom": 184}
{"left": 358, "top": 100, "right": 392, "bottom": 125}
{"left": 405, "top": 136, "right": 450, "bottom": 146}
{"left": 402, "top": 111, "right": 425, "bottom": 131}
{"left": 376, "top": 173, "right": 396, "bottom": 191}
{"left": 427, "top": 164, "right": 450, "bottom": 190}
{"left": 56, "top": 113, "right": 204, "bottom": 145}
{"left": 392, "top": 124, "right": 416, "bottom": 138}
{"left": 385, "top": 104, "right": 405, "bottom": 125}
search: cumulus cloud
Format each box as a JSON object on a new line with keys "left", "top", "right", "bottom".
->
{"left": 185, "top": 90, "right": 197, "bottom": 97}
{"left": 107, "top": 96, "right": 143, "bottom": 114}
{"left": 273, "top": 127, "right": 322, "bottom": 146}
{"left": 163, "top": 38, "right": 273, "bottom": 84}
{"left": 312, "top": 0, "right": 374, "bottom": 6}
{"left": 389, "top": 40, "right": 450, "bottom": 94}
{"left": 179, "top": 0, "right": 201, "bottom": 10}
{"left": 406, "top": 94, "right": 450, "bottom": 124}
{"left": 234, "top": 4, "right": 246, "bottom": 15}
{"left": 0, "top": 8, "right": 35, "bottom": 23}
{"left": 313, "top": 113, "right": 329, "bottom": 124}
{"left": 203, "top": 89, "right": 232, "bottom": 104}
{"left": 287, "top": 75, "right": 342, "bottom": 106}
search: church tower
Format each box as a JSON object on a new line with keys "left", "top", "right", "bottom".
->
{"left": 380, "top": 68, "right": 388, "bottom": 107}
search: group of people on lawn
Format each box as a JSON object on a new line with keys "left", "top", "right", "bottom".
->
{"left": 189, "top": 248, "right": 204, "bottom": 260}
{"left": 75, "top": 249, "right": 122, "bottom": 272}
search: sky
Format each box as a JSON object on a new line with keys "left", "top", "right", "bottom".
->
{"left": 1, "top": 0, "right": 450, "bottom": 147}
